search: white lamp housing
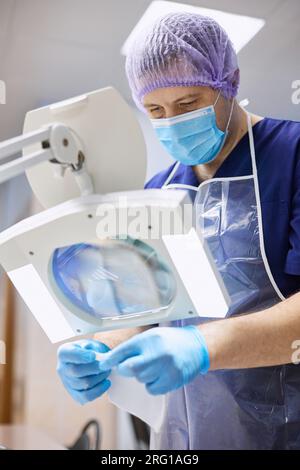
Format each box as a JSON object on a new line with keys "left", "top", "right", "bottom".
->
{"left": 0, "top": 88, "right": 229, "bottom": 343}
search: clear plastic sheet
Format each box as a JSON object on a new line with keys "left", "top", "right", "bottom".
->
{"left": 151, "top": 176, "right": 300, "bottom": 450}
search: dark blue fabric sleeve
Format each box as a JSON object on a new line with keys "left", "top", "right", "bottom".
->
{"left": 285, "top": 140, "right": 300, "bottom": 275}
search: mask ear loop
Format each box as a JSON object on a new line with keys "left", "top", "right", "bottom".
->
{"left": 225, "top": 98, "right": 235, "bottom": 133}
{"left": 213, "top": 90, "right": 235, "bottom": 132}
{"left": 213, "top": 90, "right": 222, "bottom": 107}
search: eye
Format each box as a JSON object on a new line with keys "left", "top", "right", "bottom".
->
{"left": 149, "top": 107, "right": 164, "bottom": 118}
{"left": 179, "top": 100, "right": 197, "bottom": 107}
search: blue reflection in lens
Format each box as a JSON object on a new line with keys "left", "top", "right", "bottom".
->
{"left": 52, "top": 239, "right": 176, "bottom": 319}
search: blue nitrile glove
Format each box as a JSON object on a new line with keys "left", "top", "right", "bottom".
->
{"left": 98, "top": 326, "right": 210, "bottom": 395}
{"left": 57, "top": 339, "right": 111, "bottom": 405}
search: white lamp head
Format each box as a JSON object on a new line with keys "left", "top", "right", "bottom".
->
{"left": 24, "top": 87, "right": 147, "bottom": 208}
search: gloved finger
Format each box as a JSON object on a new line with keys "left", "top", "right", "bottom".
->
{"left": 116, "top": 356, "right": 146, "bottom": 377}
{"left": 146, "top": 377, "right": 175, "bottom": 396}
{"left": 134, "top": 364, "right": 160, "bottom": 384}
{"left": 79, "top": 340, "right": 110, "bottom": 354}
{"left": 82, "top": 379, "right": 111, "bottom": 404}
{"left": 116, "top": 355, "right": 159, "bottom": 379}
{"left": 98, "top": 338, "right": 143, "bottom": 371}
{"left": 63, "top": 372, "right": 110, "bottom": 392}
{"left": 60, "top": 361, "right": 111, "bottom": 379}
{"left": 58, "top": 343, "right": 96, "bottom": 365}
{"left": 73, "top": 379, "right": 111, "bottom": 405}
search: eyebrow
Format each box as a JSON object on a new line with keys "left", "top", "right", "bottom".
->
{"left": 144, "top": 93, "right": 201, "bottom": 108}
{"left": 173, "top": 93, "right": 201, "bottom": 103}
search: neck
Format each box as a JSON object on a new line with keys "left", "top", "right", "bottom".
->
{"left": 192, "top": 103, "right": 263, "bottom": 182}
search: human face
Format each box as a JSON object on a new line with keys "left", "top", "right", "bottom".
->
{"left": 143, "top": 85, "right": 232, "bottom": 132}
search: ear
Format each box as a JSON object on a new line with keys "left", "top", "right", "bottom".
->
{"left": 232, "top": 68, "right": 240, "bottom": 89}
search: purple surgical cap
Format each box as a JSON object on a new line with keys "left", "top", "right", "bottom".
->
{"left": 125, "top": 12, "right": 240, "bottom": 111}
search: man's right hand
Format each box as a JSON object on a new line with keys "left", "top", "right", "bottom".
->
{"left": 57, "top": 339, "right": 111, "bottom": 405}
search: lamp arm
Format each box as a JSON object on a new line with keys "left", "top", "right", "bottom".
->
{"left": 0, "top": 123, "right": 94, "bottom": 195}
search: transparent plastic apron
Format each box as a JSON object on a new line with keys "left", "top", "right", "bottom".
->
{"left": 150, "top": 113, "right": 297, "bottom": 450}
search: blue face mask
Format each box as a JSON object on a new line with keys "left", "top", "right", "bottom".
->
{"left": 151, "top": 93, "right": 234, "bottom": 166}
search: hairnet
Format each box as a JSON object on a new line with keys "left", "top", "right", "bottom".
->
{"left": 125, "top": 12, "right": 240, "bottom": 110}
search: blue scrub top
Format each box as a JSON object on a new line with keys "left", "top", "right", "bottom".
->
{"left": 145, "top": 117, "right": 300, "bottom": 298}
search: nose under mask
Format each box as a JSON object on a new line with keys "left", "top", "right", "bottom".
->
{"left": 151, "top": 92, "right": 234, "bottom": 166}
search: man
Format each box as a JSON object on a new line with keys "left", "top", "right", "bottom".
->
{"left": 57, "top": 13, "right": 300, "bottom": 449}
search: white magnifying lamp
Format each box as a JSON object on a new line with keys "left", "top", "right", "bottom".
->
{"left": 0, "top": 87, "right": 229, "bottom": 343}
